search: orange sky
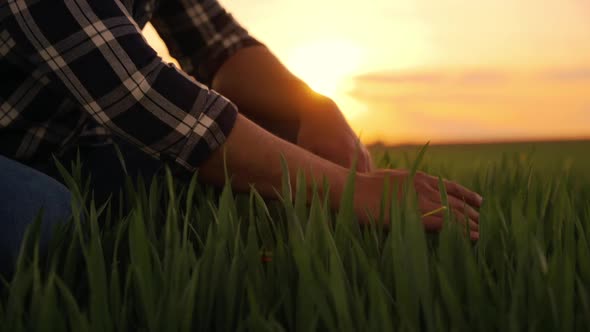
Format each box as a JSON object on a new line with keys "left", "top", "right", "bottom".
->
{"left": 144, "top": 0, "right": 590, "bottom": 144}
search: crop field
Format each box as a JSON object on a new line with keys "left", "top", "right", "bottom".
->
{"left": 1, "top": 140, "right": 589, "bottom": 331}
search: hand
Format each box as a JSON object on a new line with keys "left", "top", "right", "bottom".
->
{"left": 356, "top": 169, "right": 483, "bottom": 240}
{"left": 296, "top": 97, "right": 373, "bottom": 172}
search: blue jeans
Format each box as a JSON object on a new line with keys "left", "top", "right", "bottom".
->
{"left": 0, "top": 138, "right": 165, "bottom": 275}
{"left": 0, "top": 154, "right": 72, "bottom": 275}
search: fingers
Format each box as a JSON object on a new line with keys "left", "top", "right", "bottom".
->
{"left": 437, "top": 184, "right": 481, "bottom": 233}
{"left": 447, "top": 195, "right": 480, "bottom": 224}
{"left": 440, "top": 180, "right": 483, "bottom": 208}
{"left": 452, "top": 210, "right": 479, "bottom": 232}
{"left": 418, "top": 172, "right": 482, "bottom": 208}
{"left": 364, "top": 168, "right": 482, "bottom": 241}
{"left": 420, "top": 197, "right": 479, "bottom": 233}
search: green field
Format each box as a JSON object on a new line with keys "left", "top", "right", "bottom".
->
{"left": 1, "top": 140, "right": 589, "bottom": 331}
{"left": 372, "top": 140, "right": 590, "bottom": 181}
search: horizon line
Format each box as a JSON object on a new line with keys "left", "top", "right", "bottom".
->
{"left": 367, "top": 136, "right": 590, "bottom": 148}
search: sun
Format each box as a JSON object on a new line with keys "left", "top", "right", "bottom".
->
{"left": 284, "top": 39, "right": 364, "bottom": 98}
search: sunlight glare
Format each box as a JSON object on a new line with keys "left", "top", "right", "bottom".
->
{"left": 284, "top": 39, "right": 364, "bottom": 98}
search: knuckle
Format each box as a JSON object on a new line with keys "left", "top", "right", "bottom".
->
{"left": 447, "top": 181, "right": 459, "bottom": 192}
{"left": 416, "top": 171, "right": 428, "bottom": 178}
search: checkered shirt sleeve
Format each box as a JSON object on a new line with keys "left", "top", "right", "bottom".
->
{"left": 1, "top": 0, "right": 239, "bottom": 172}
{"left": 151, "top": 0, "right": 263, "bottom": 85}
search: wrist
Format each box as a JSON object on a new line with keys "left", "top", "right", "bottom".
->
{"left": 299, "top": 161, "right": 349, "bottom": 210}
{"left": 324, "top": 166, "right": 366, "bottom": 211}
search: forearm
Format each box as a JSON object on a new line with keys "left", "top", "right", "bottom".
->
{"left": 211, "top": 46, "right": 330, "bottom": 142}
{"left": 199, "top": 114, "right": 348, "bottom": 204}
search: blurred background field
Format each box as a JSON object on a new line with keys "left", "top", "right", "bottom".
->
{"left": 370, "top": 140, "right": 590, "bottom": 181}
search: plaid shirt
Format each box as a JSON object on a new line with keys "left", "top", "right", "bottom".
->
{"left": 0, "top": 0, "right": 261, "bottom": 174}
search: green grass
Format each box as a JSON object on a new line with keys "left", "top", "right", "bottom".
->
{"left": 1, "top": 141, "right": 589, "bottom": 331}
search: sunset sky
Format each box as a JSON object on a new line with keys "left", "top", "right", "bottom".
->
{"left": 145, "top": 0, "right": 590, "bottom": 144}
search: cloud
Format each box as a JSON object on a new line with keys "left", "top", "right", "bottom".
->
{"left": 541, "top": 68, "right": 590, "bottom": 82}
{"left": 348, "top": 69, "right": 516, "bottom": 105}
{"left": 342, "top": 67, "right": 590, "bottom": 143}
{"left": 354, "top": 69, "right": 508, "bottom": 86}
{"left": 455, "top": 71, "right": 506, "bottom": 85}
{"left": 354, "top": 72, "right": 444, "bottom": 85}
{"left": 571, "top": 107, "right": 590, "bottom": 122}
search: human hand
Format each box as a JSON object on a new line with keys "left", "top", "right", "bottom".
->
{"left": 296, "top": 98, "right": 373, "bottom": 172}
{"left": 356, "top": 169, "right": 483, "bottom": 240}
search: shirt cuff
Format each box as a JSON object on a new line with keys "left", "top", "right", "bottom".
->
{"left": 194, "top": 34, "right": 264, "bottom": 86}
{"left": 165, "top": 92, "right": 238, "bottom": 180}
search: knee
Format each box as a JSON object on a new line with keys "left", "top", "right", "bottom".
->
{"left": 0, "top": 156, "right": 73, "bottom": 273}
